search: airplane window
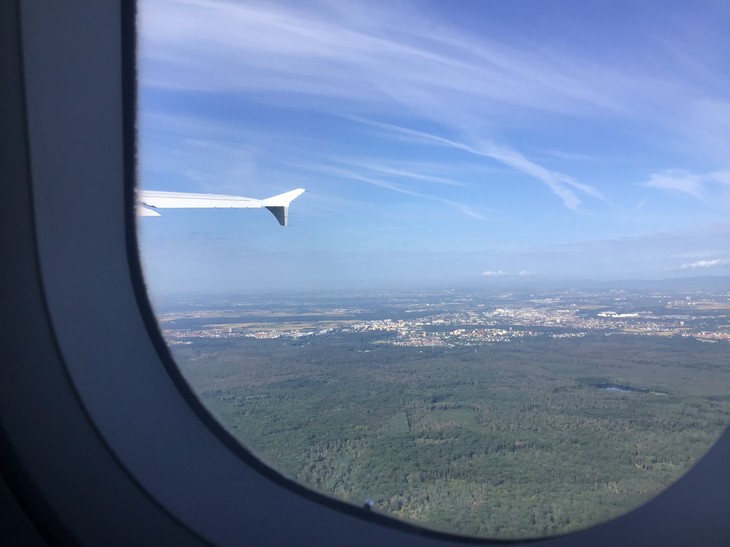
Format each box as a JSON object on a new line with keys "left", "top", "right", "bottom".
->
{"left": 136, "top": 0, "right": 730, "bottom": 539}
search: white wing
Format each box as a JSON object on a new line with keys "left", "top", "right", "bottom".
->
{"left": 137, "top": 189, "right": 305, "bottom": 226}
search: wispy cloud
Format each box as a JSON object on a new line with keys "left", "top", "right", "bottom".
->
{"left": 538, "top": 149, "right": 603, "bottom": 163}
{"left": 324, "top": 158, "right": 467, "bottom": 187}
{"left": 140, "top": 1, "right": 625, "bottom": 115}
{"left": 293, "top": 162, "right": 487, "bottom": 220}
{"left": 141, "top": 0, "right": 730, "bottom": 163}
{"left": 349, "top": 116, "right": 606, "bottom": 211}
{"left": 642, "top": 169, "right": 730, "bottom": 200}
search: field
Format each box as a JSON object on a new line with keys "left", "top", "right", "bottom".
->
{"left": 171, "top": 331, "right": 730, "bottom": 538}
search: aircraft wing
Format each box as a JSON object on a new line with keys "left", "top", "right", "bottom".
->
{"left": 137, "top": 188, "right": 305, "bottom": 226}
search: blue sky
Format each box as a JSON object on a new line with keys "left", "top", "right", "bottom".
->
{"left": 137, "top": 0, "right": 730, "bottom": 295}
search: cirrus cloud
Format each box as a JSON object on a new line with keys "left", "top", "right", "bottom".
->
{"left": 642, "top": 169, "right": 730, "bottom": 200}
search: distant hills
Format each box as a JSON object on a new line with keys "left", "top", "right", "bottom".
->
{"left": 469, "top": 275, "right": 730, "bottom": 293}
{"left": 154, "top": 276, "right": 729, "bottom": 303}
{"left": 535, "top": 276, "right": 729, "bottom": 292}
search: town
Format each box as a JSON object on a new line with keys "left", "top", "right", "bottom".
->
{"left": 158, "top": 288, "right": 730, "bottom": 348}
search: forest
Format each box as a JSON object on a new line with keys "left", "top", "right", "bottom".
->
{"left": 172, "top": 331, "right": 730, "bottom": 539}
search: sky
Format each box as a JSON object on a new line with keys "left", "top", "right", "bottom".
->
{"left": 137, "top": 0, "right": 730, "bottom": 295}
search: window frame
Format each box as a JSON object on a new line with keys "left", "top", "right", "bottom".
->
{"left": 1, "top": 1, "right": 729, "bottom": 545}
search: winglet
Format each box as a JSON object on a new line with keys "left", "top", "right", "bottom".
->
{"left": 137, "top": 204, "right": 161, "bottom": 216}
{"left": 262, "top": 188, "right": 305, "bottom": 226}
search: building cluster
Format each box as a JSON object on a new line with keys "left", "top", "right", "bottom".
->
{"left": 160, "top": 293, "right": 729, "bottom": 349}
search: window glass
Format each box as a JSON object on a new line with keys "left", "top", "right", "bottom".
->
{"left": 137, "top": 0, "right": 730, "bottom": 538}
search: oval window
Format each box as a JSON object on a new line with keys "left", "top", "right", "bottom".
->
{"left": 136, "top": 0, "right": 730, "bottom": 539}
